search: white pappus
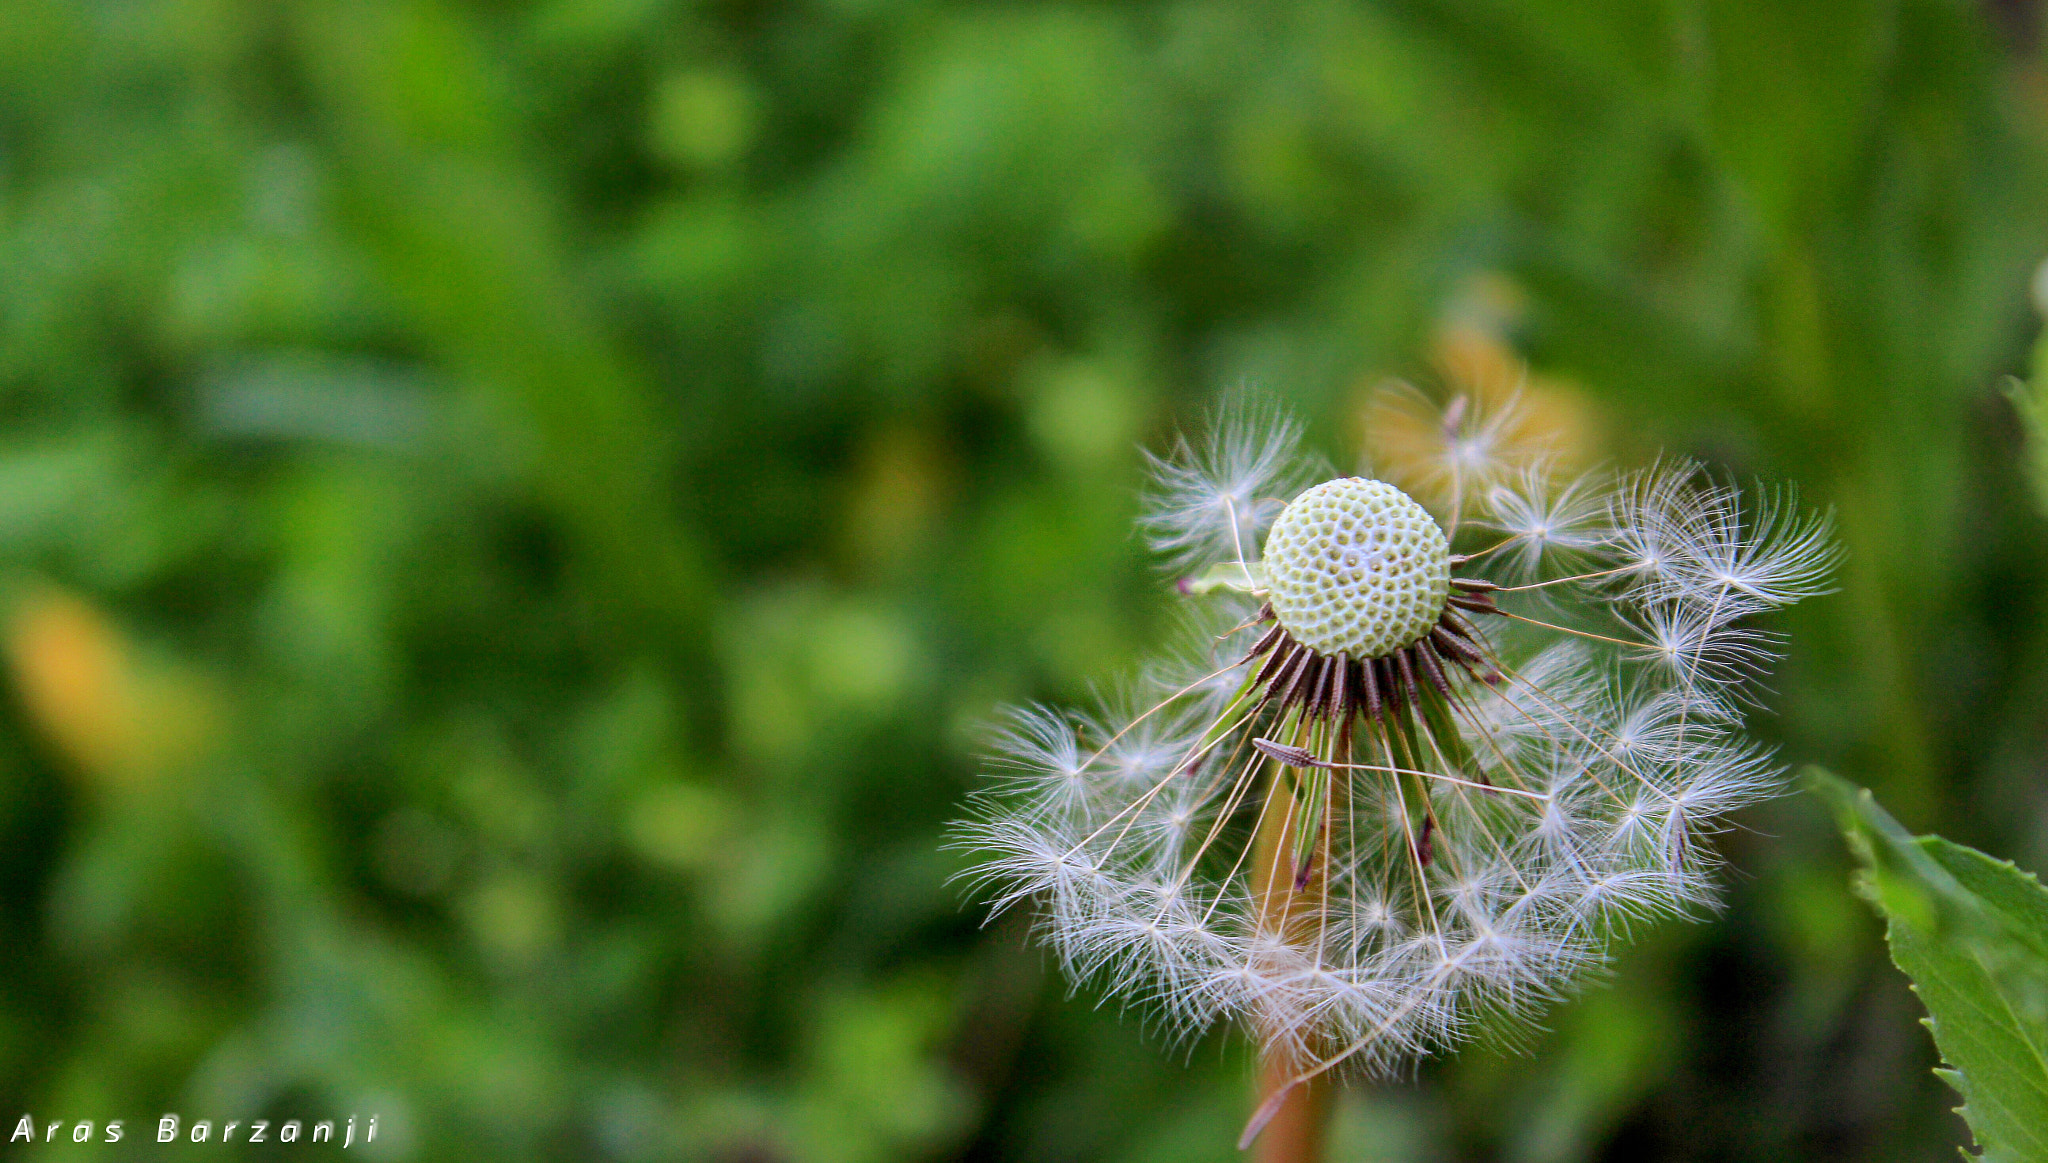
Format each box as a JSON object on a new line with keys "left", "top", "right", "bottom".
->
{"left": 955, "top": 393, "right": 1838, "bottom": 1143}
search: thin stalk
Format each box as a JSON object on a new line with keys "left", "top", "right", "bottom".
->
{"left": 1251, "top": 1049, "right": 1330, "bottom": 1163}
{"left": 1247, "top": 756, "right": 1333, "bottom": 1163}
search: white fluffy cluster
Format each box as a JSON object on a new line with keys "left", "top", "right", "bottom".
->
{"left": 1137, "top": 400, "right": 1320, "bottom": 572}
{"left": 958, "top": 397, "right": 1838, "bottom": 1083}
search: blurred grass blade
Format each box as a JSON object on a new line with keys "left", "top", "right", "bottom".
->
{"left": 2016, "top": 262, "right": 2048, "bottom": 519}
{"left": 2009, "top": 373, "right": 2048, "bottom": 520}
{"left": 1811, "top": 769, "right": 2048, "bottom": 1162}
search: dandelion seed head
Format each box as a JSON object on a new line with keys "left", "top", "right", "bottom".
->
{"left": 956, "top": 386, "right": 1834, "bottom": 1092}
{"left": 1262, "top": 478, "right": 1451, "bottom": 658}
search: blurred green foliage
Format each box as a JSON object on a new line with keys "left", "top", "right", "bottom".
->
{"left": 2, "top": 1, "right": 2048, "bottom": 1160}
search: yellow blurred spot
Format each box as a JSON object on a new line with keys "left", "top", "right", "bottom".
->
{"left": 1357, "top": 275, "right": 1602, "bottom": 514}
{"left": 5, "top": 586, "right": 217, "bottom": 792}
{"left": 8, "top": 587, "right": 139, "bottom": 779}
{"left": 1434, "top": 321, "right": 1601, "bottom": 465}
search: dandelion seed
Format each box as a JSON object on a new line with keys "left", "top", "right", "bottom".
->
{"left": 1140, "top": 399, "right": 1319, "bottom": 574}
{"left": 1480, "top": 463, "right": 1610, "bottom": 580}
{"left": 954, "top": 391, "right": 1834, "bottom": 1147}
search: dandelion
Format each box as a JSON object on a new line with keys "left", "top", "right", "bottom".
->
{"left": 956, "top": 391, "right": 1838, "bottom": 1152}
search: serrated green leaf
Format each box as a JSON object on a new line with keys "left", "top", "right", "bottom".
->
{"left": 1811, "top": 770, "right": 2048, "bottom": 1163}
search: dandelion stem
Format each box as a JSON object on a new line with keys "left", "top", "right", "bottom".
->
{"left": 1247, "top": 753, "right": 1333, "bottom": 1163}
{"left": 1248, "top": 1050, "right": 1330, "bottom": 1163}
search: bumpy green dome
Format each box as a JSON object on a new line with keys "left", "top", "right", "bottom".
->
{"left": 1261, "top": 478, "right": 1451, "bottom": 658}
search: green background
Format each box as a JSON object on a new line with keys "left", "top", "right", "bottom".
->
{"left": 2, "top": 0, "right": 2046, "bottom": 1159}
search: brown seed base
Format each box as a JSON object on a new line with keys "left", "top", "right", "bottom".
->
{"left": 1242, "top": 574, "right": 1504, "bottom": 726}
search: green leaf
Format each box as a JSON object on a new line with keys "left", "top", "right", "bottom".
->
{"left": 1811, "top": 770, "right": 2048, "bottom": 1162}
